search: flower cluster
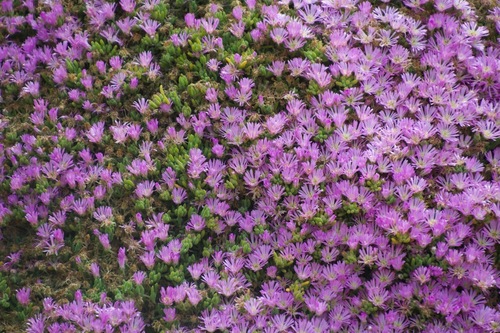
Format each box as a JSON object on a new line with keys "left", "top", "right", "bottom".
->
{"left": 26, "top": 291, "right": 145, "bottom": 333}
{"left": 0, "top": 0, "right": 499, "bottom": 332}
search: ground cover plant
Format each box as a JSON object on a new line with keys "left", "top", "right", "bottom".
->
{"left": 0, "top": 0, "right": 499, "bottom": 331}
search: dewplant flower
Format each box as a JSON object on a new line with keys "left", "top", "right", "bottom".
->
{"left": 1, "top": 0, "right": 499, "bottom": 332}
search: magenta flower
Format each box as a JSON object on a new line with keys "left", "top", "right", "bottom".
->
{"left": 163, "top": 308, "right": 176, "bottom": 322}
{"left": 307, "top": 64, "right": 332, "bottom": 88}
{"left": 266, "top": 113, "right": 287, "bottom": 135}
{"left": 140, "top": 251, "right": 156, "bottom": 269}
{"left": 21, "top": 81, "right": 40, "bottom": 97}
{"left": 16, "top": 287, "right": 31, "bottom": 306}
{"left": 139, "top": 19, "right": 161, "bottom": 37}
{"left": 267, "top": 60, "right": 285, "bottom": 77}
{"left": 186, "top": 214, "right": 206, "bottom": 232}
{"left": 132, "top": 271, "right": 146, "bottom": 285}
{"left": 135, "top": 180, "right": 156, "bottom": 198}
{"left": 270, "top": 27, "right": 288, "bottom": 44}
{"left": 200, "top": 17, "right": 219, "bottom": 34}
{"left": 115, "top": 247, "right": 126, "bottom": 269}
{"left": 86, "top": 121, "right": 105, "bottom": 143}
{"left": 215, "top": 276, "right": 243, "bottom": 297}
{"left": 110, "top": 121, "right": 130, "bottom": 144}
{"left": 119, "top": 0, "right": 135, "bottom": 12}
{"left": 90, "top": 263, "right": 100, "bottom": 278}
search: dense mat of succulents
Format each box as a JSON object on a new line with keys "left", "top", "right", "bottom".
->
{"left": 0, "top": 0, "right": 499, "bottom": 331}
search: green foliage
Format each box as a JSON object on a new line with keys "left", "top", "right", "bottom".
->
{"left": 399, "top": 253, "right": 447, "bottom": 280}
{"left": 168, "top": 90, "right": 182, "bottom": 111}
{"left": 390, "top": 232, "right": 412, "bottom": 245}
{"left": 182, "top": 105, "right": 192, "bottom": 117}
{"left": 148, "top": 85, "right": 170, "bottom": 110}
{"left": 160, "top": 190, "right": 171, "bottom": 201}
{"left": 151, "top": 3, "right": 168, "bottom": 22}
{"left": 239, "top": 239, "right": 251, "bottom": 254}
{"left": 181, "top": 237, "right": 194, "bottom": 254}
{"left": 287, "top": 280, "right": 310, "bottom": 302}
{"left": 123, "top": 179, "right": 135, "bottom": 191}
{"left": 335, "top": 75, "right": 358, "bottom": 89}
{"left": 306, "top": 81, "right": 321, "bottom": 96}
{"left": 178, "top": 75, "right": 189, "bottom": 91}
{"left": 344, "top": 202, "right": 361, "bottom": 215}
{"left": 0, "top": 275, "right": 12, "bottom": 309}
{"left": 301, "top": 42, "right": 327, "bottom": 63}
{"left": 343, "top": 249, "right": 358, "bottom": 264}
{"left": 65, "top": 59, "right": 81, "bottom": 75}
{"left": 140, "top": 35, "right": 162, "bottom": 48}
{"left": 166, "top": 266, "right": 185, "bottom": 284}
{"left": 310, "top": 213, "right": 329, "bottom": 227}
{"left": 361, "top": 300, "right": 379, "bottom": 315}
{"left": 313, "top": 127, "right": 334, "bottom": 143}
{"left": 273, "top": 253, "right": 293, "bottom": 269}
{"left": 135, "top": 198, "right": 151, "bottom": 211}
{"left": 201, "top": 292, "right": 220, "bottom": 310}
{"left": 35, "top": 178, "right": 49, "bottom": 194}
{"left": 188, "top": 38, "right": 203, "bottom": 53}
{"left": 365, "top": 179, "right": 384, "bottom": 192}
{"left": 386, "top": 194, "right": 397, "bottom": 205}
{"left": 5, "top": 130, "right": 18, "bottom": 144}
{"left": 90, "top": 39, "right": 118, "bottom": 59}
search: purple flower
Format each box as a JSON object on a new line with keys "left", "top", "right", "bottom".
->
{"left": 22, "top": 81, "right": 40, "bottom": 97}
{"left": 307, "top": 63, "right": 332, "bottom": 88}
{"left": 200, "top": 17, "right": 219, "bottom": 34}
{"left": 184, "top": 13, "right": 196, "bottom": 27}
{"left": 110, "top": 121, "right": 130, "bottom": 144}
{"left": 171, "top": 187, "right": 187, "bottom": 204}
{"left": 188, "top": 148, "right": 207, "bottom": 179}
{"left": 26, "top": 314, "right": 44, "bottom": 333}
{"left": 135, "top": 180, "right": 157, "bottom": 198}
{"left": 146, "top": 119, "right": 159, "bottom": 134}
{"left": 117, "top": 247, "right": 126, "bottom": 269}
{"left": 199, "top": 309, "right": 223, "bottom": 332}
{"left": 132, "top": 271, "right": 146, "bottom": 285}
{"left": 117, "top": 17, "right": 137, "bottom": 36}
{"left": 140, "top": 251, "right": 156, "bottom": 269}
{"left": 232, "top": 6, "right": 243, "bottom": 20}
{"left": 16, "top": 287, "right": 31, "bottom": 306}
{"left": 185, "top": 285, "right": 202, "bottom": 306}
{"left": 90, "top": 263, "right": 100, "bottom": 277}
{"left": 271, "top": 314, "right": 294, "bottom": 332}
{"left": 186, "top": 214, "right": 206, "bottom": 232}
{"left": 188, "top": 262, "right": 205, "bottom": 280}
{"left": 163, "top": 308, "right": 176, "bottom": 322}
{"left": 139, "top": 19, "right": 161, "bottom": 37}
{"left": 119, "top": 0, "right": 135, "bottom": 12}
{"left": 132, "top": 98, "right": 149, "bottom": 114}
{"left": 270, "top": 27, "right": 288, "bottom": 44}
{"left": 470, "top": 265, "right": 498, "bottom": 292}
{"left": 229, "top": 21, "right": 245, "bottom": 38}
{"left": 266, "top": 113, "right": 287, "bottom": 135}
{"left": 86, "top": 121, "right": 105, "bottom": 143}
{"left": 267, "top": 60, "right": 285, "bottom": 77}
